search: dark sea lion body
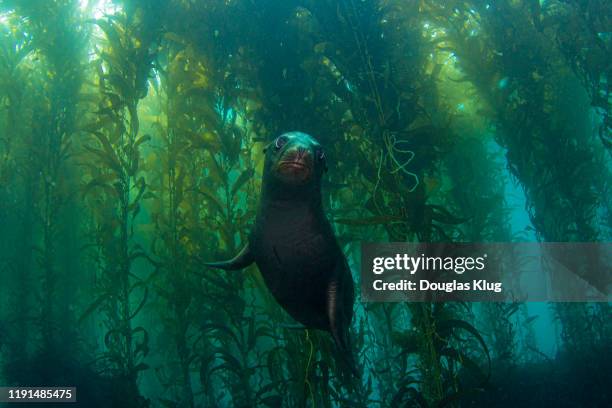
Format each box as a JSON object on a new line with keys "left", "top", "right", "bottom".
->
{"left": 204, "top": 131, "right": 356, "bottom": 372}
{"left": 252, "top": 198, "right": 351, "bottom": 332}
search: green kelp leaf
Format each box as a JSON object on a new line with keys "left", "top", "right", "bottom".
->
{"left": 78, "top": 293, "right": 112, "bottom": 323}
{"left": 314, "top": 42, "right": 329, "bottom": 53}
{"left": 59, "top": 137, "right": 73, "bottom": 162}
{"left": 502, "top": 302, "right": 520, "bottom": 318}
{"left": 437, "top": 350, "right": 490, "bottom": 408}
{"left": 102, "top": 91, "right": 124, "bottom": 110}
{"left": 440, "top": 347, "right": 487, "bottom": 382}
{"left": 260, "top": 396, "right": 283, "bottom": 407}
{"left": 128, "top": 149, "right": 140, "bottom": 176}
{"left": 133, "top": 327, "right": 150, "bottom": 359}
{"left": 391, "top": 383, "right": 427, "bottom": 408}
{"left": 185, "top": 130, "right": 220, "bottom": 150}
{"left": 174, "top": 170, "right": 187, "bottom": 204}
{"left": 82, "top": 173, "right": 119, "bottom": 197}
{"left": 128, "top": 287, "right": 148, "bottom": 321}
{"left": 398, "top": 370, "right": 422, "bottom": 396}
{"left": 438, "top": 319, "right": 488, "bottom": 349}
{"left": 437, "top": 318, "right": 491, "bottom": 379}
{"left": 432, "top": 303, "right": 456, "bottom": 322}
{"left": 128, "top": 244, "right": 158, "bottom": 266}
{"left": 364, "top": 197, "right": 378, "bottom": 214}
{"left": 209, "top": 152, "right": 228, "bottom": 183}
{"left": 80, "top": 115, "right": 115, "bottom": 134}
{"left": 218, "top": 130, "right": 242, "bottom": 163}
{"left": 247, "top": 312, "right": 256, "bottom": 350}
{"left": 106, "top": 73, "right": 134, "bottom": 100}
{"left": 429, "top": 205, "right": 469, "bottom": 225}
{"left": 254, "top": 382, "right": 280, "bottom": 400}
{"left": 437, "top": 389, "right": 474, "bottom": 408}
{"left": 200, "top": 272, "right": 236, "bottom": 293}
{"left": 231, "top": 168, "right": 254, "bottom": 197}
{"left": 198, "top": 186, "right": 226, "bottom": 216}
{"left": 15, "top": 42, "right": 34, "bottom": 63}
{"left": 208, "top": 363, "right": 241, "bottom": 379}
{"left": 130, "top": 177, "right": 147, "bottom": 209}
{"left": 356, "top": 151, "right": 379, "bottom": 183}
{"left": 256, "top": 325, "right": 280, "bottom": 341}
{"left": 134, "top": 133, "right": 151, "bottom": 149}
{"left": 201, "top": 323, "right": 241, "bottom": 348}
{"left": 255, "top": 382, "right": 285, "bottom": 406}
{"left": 391, "top": 330, "right": 420, "bottom": 356}
{"left": 95, "top": 19, "right": 122, "bottom": 48}
{"left": 104, "top": 329, "right": 123, "bottom": 348}
{"left": 190, "top": 99, "right": 219, "bottom": 125}
{"left": 333, "top": 215, "right": 404, "bottom": 226}
{"left": 266, "top": 346, "right": 288, "bottom": 382}
{"left": 164, "top": 32, "right": 188, "bottom": 45}
{"left": 90, "top": 132, "right": 123, "bottom": 173}
{"left": 158, "top": 398, "right": 178, "bottom": 407}
{"left": 212, "top": 348, "right": 244, "bottom": 374}
{"left": 199, "top": 351, "right": 217, "bottom": 384}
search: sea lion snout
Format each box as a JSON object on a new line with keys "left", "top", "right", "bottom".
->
{"left": 267, "top": 132, "right": 325, "bottom": 185}
{"left": 277, "top": 146, "right": 313, "bottom": 182}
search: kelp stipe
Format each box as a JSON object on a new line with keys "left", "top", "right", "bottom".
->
{"left": 79, "top": 4, "right": 165, "bottom": 406}
{"left": 0, "top": 11, "right": 37, "bottom": 369}
{"left": 0, "top": 0, "right": 88, "bottom": 383}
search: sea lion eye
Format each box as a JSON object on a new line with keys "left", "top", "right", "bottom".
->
{"left": 275, "top": 136, "right": 288, "bottom": 150}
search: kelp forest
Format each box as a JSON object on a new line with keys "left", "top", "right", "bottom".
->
{"left": 0, "top": 0, "right": 610, "bottom": 407}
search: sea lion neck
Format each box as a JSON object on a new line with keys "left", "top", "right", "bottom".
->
{"left": 261, "top": 181, "right": 322, "bottom": 211}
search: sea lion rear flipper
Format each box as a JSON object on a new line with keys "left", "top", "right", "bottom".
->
{"left": 203, "top": 243, "right": 254, "bottom": 271}
{"left": 327, "top": 274, "right": 359, "bottom": 377}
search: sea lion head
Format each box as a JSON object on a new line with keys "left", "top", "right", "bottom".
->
{"left": 263, "top": 131, "right": 327, "bottom": 189}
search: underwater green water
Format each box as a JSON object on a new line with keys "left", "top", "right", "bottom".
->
{"left": 0, "top": 0, "right": 610, "bottom": 407}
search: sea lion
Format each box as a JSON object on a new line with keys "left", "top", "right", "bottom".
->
{"left": 204, "top": 131, "right": 357, "bottom": 374}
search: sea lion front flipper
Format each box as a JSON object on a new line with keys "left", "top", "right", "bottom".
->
{"left": 203, "top": 243, "right": 254, "bottom": 271}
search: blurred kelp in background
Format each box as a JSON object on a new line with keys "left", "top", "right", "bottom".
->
{"left": 0, "top": 0, "right": 610, "bottom": 407}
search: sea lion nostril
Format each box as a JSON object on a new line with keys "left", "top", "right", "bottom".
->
{"left": 282, "top": 147, "right": 311, "bottom": 163}
{"left": 296, "top": 147, "right": 310, "bottom": 160}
